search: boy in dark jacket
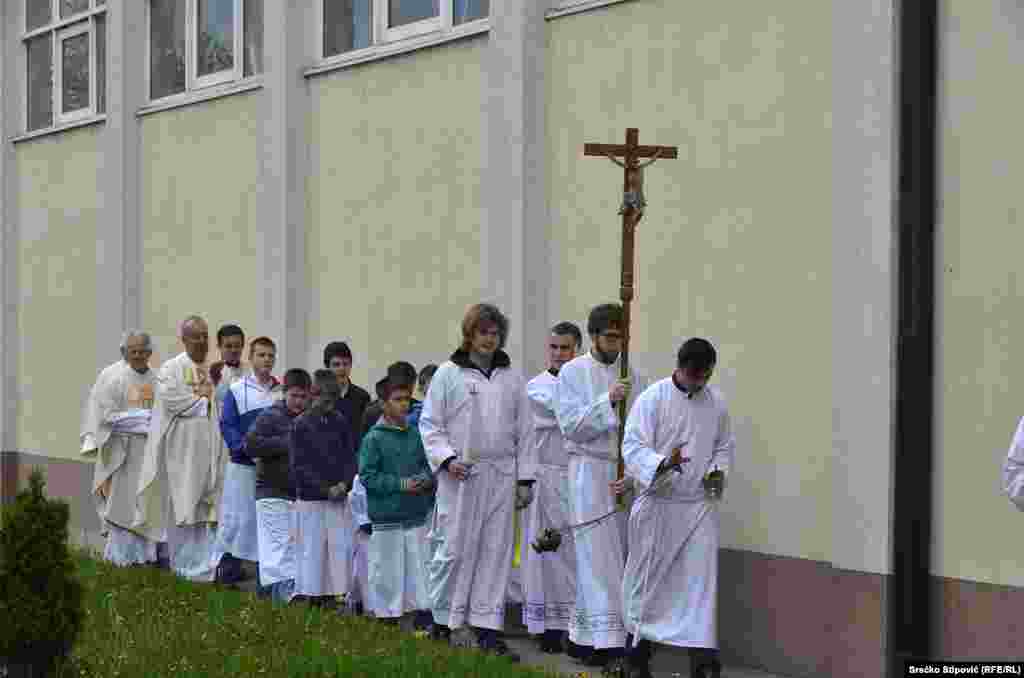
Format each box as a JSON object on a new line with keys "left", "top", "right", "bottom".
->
{"left": 359, "top": 372, "right": 435, "bottom": 629}
{"left": 246, "top": 367, "right": 311, "bottom": 602}
{"left": 290, "top": 369, "right": 358, "bottom": 606}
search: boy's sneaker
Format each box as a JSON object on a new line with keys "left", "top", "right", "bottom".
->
{"left": 478, "top": 634, "right": 520, "bottom": 663}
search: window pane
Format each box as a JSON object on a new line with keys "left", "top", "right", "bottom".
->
{"left": 60, "top": 0, "right": 90, "bottom": 19}
{"left": 96, "top": 15, "right": 106, "bottom": 113}
{"left": 388, "top": 0, "right": 438, "bottom": 28}
{"left": 27, "top": 34, "right": 53, "bottom": 131}
{"left": 26, "top": 0, "right": 52, "bottom": 31}
{"left": 243, "top": 0, "right": 263, "bottom": 77}
{"left": 197, "top": 0, "right": 234, "bottom": 78}
{"left": 323, "top": 0, "right": 372, "bottom": 57}
{"left": 453, "top": 0, "right": 487, "bottom": 25}
{"left": 149, "top": 0, "right": 186, "bottom": 100}
{"left": 61, "top": 32, "right": 90, "bottom": 114}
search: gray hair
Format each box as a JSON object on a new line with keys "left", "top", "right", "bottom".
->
{"left": 120, "top": 330, "right": 152, "bottom": 354}
{"left": 178, "top": 315, "right": 206, "bottom": 339}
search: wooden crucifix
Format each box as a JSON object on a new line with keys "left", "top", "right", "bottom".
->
{"left": 584, "top": 128, "right": 678, "bottom": 508}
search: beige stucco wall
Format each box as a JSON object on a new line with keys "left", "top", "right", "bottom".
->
{"left": 307, "top": 37, "right": 486, "bottom": 389}
{"left": 936, "top": 1, "right": 1024, "bottom": 586}
{"left": 547, "top": 0, "right": 833, "bottom": 561}
{"left": 15, "top": 126, "right": 103, "bottom": 459}
{"left": 139, "top": 92, "right": 264, "bottom": 367}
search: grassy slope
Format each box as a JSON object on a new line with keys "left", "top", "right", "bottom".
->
{"left": 59, "top": 555, "right": 554, "bottom": 677}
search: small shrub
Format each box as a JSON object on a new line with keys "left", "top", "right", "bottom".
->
{"left": 0, "top": 470, "right": 84, "bottom": 677}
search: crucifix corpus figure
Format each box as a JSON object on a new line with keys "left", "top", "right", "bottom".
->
{"left": 584, "top": 128, "right": 677, "bottom": 508}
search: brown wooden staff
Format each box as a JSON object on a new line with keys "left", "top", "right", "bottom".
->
{"left": 584, "top": 128, "right": 678, "bottom": 509}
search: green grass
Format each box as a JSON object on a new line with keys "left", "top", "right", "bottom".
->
{"left": 55, "top": 552, "right": 554, "bottom": 677}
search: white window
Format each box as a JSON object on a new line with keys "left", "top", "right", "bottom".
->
{"left": 147, "top": 0, "right": 262, "bottom": 103}
{"left": 321, "top": 0, "right": 488, "bottom": 60}
{"left": 23, "top": 0, "right": 107, "bottom": 132}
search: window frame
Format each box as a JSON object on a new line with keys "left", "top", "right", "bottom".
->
{"left": 54, "top": 20, "right": 95, "bottom": 124}
{"left": 317, "top": 0, "right": 487, "bottom": 66}
{"left": 22, "top": 0, "right": 107, "bottom": 132}
{"left": 146, "top": 0, "right": 259, "bottom": 105}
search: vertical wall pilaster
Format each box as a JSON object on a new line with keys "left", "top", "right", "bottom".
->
{"left": 259, "top": 2, "right": 312, "bottom": 370}
{"left": 482, "top": 0, "right": 551, "bottom": 376}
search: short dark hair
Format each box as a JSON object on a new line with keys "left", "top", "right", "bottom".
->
{"left": 217, "top": 324, "right": 244, "bottom": 345}
{"left": 283, "top": 368, "right": 312, "bottom": 391}
{"left": 323, "top": 341, "right": 352, "bottom": 367}
{"left": 387, "top": 361, "right": 417, "bottom": 384}
{"left": 461, "top": 303, "right": 509, "bottom": 351}
{"left": 550, "top": 321, "right": 583, "bottom": 349}
{"left": 677, "top": 338, "right": 717, "bottom": 372}
{"left": 587, "top": 304, "right": 623, "bottom": 337}
{"left": 418, "top": 364, "right": 438, "bottom": 390}
{"left": 313, "top": 368, "right": 339, "bottom": 395}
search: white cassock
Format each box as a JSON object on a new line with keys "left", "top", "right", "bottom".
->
{"left": 521, "top": 369, "right": 575, "bottom": 634}
{"left": 210, "top": 375, "right": 278, "bottom": 567}
{"left": 554, "top": 352, "right": 642, "bottom": 649}
{"left": 1003, "top": 417, "right": 1024, "bottom": 511}
{"left": 621, "top": 378, "right": 734, "bottom": 649}
{"left": 420, "top": 352, "right": 523, "bottom": 631}
{"left": 294, "top": 499, "right": 351, "bottom": 597}
{"left": 348, "top": 475, "right": 370, "bottom": 609}
{"left": 134, "top": 352, "right": 227, "bottom": 581}
{"left": 80, "top": 360, "right": 158, "bottom": 566}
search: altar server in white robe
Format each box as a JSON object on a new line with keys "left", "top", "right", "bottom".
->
{"left": 80, "top": 331, "right": 158, "bottom": 566}
{"left": 554, "top": 303, "right": 642, "bottom": 668}
{"left": 420, "top": 303, "right": 531, "bottom": 660}
{"left": 211, "top": 337, "right": 280, "bottom": 584}
{"left": 348, "top": 474, "right": 371, "bottom": 614}
{"left": 134, "top": 315, "right": 225, "bottom": 582}
{"left": 522, "top": 321, "right": 581, "bottom": 654}
{"left": 621, "top": 338, "right": 734, "bottom": 678}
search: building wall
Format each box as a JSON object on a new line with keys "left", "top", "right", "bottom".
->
{"left": 546, "top": 0, "right": 834, "bottom": 563}
{"left": 306, "top": 37, "right": 486, "bottom": 389}
{"left": 14, "top": 126, "right": 104, "bottom": 459}
{"left": 139, "top": 92, "right": 265, "bottom": 364}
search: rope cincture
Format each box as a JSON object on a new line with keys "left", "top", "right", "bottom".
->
{"left": 531, "top": 459, "right": 689, "bottom": 554}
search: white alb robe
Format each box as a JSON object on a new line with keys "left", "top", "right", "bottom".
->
{"left": 348, "top": 476, "right": 370, "bottom": 608}
{"left": 521, "top": 370, "right": 575, "bottom": 634}
{"left": 1003, "top": 416, "right": 1024, "bottom": 510}
{"left": 294, "top": 499, "right": 352, "bottom": 597}
{"left": 554, "top": 352, "right": 642, "bottom": 649}
{"left": 420, "top": 355, "right": 523, "bottom": 631}
{"left": 621, "top": 378, "right": 735, "bottom": 649}
{"left": 256, "top": 497, "right": 295, "bottom": 588}
{"left": 134, "top": 352, "right": 227, "bottom": 581}
{"left": 369, "top": 521, "right": 431, "bottom": 618}
{"left": 80, "top": 360, "right": 158, "bottom": 565}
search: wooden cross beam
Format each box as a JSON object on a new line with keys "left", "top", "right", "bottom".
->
{"left": 584, "top": 128, "right": 678, "bottom": 507}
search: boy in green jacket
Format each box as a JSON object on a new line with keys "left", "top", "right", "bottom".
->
{"left": 358, "top": 371, "right": 435, "bottom": 629}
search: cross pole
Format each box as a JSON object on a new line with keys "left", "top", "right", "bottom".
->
{"left": 584, "top": 128, "right": 677, "bottom": 508}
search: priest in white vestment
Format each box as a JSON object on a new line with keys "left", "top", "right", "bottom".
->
{"left": 420, "top": 303, "right": 531, "bottom": 661}
{"left": 80, "top": 331, "right": 158, "bottom": 566}
{"left": 554, "top": 303, "right": 642, "bottom": 668}
{"left": 621, "top": 338, "right": 734, "bottom": 678}
{"left": 521, "top": 321, "right": 582, "bottom": 654}
{"left": 1002, "top": 416, "right": 1024, "bottom": 511}
{"left": 134, "top": 315, "right": 225, "bottom": 582}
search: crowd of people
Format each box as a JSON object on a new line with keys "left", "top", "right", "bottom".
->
{"left": 80, "top": 302, "right": 735, "bottom": 678}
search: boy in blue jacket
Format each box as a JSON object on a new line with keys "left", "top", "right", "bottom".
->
{"left": 359, "top": 372, "right": 435, "bottom": 629}
{"left": 212, "top": 336, "right": 280, "bottom": 585}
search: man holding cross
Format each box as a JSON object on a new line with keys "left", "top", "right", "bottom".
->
{"left": 554, "top": 303, "right": 643, "bottom": 667}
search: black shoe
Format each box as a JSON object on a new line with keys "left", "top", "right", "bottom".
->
{"left": 478, "top": 633, "right": 520, "bottom": 663}
{"left": 689, "top": 648, "right": 722, "bottom": 678}
{"left": 538, "top": 629, "right": 565, "bottom": 654}
{"left": 602, "top": 656, "right": 630, "bottom": 677}
{"left": 583, "top": 648, "right": 613, "bottom": 668}
{"left": 567, "top": 639, "right": 594, "bottom": 661}
{"left": 429, "top": 623, "right": 452, "bottom": 643}
{"left": 214, "top": 554, "right": 243, "bottom": 585}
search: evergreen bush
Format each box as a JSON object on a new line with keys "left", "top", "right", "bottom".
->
{"left": 0, "top": 470, "right": 84, "bottom": 677}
